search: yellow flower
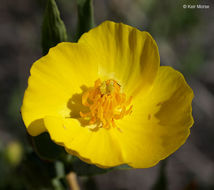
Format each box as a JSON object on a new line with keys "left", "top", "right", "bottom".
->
{"left": 21, "top": 21, "right": 194, "bottom": 168}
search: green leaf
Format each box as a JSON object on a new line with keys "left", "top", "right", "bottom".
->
{"left": 42, "top": 0, "right": 68, "bottom": 55}
{"left": 32, "top": 133, "right": 66, "bottom": 161}
{"left": 76, "top": 0, "right": 94, "bottom": 40}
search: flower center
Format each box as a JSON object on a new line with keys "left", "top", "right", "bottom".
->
{"left": 80, "top": 79, "right": 133, "bottom": 130}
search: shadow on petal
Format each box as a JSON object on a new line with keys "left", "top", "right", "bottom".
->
{"left": 67, "top": 85, "right": 91, "bottom": 127}
{"left": 28, "top": 118, "right": 46, "bottom": 136}
{"left": 155, "top": 90, "right": 193, "bottom": 127}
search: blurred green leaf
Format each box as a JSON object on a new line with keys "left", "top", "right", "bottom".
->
{"left": 55, "top": 161, "right": 65, "bottom": 179}
{"left": 52, "top": 178, "right": 65, "bottom": 190}
{"left": 7, "top": 87, "right": 24, "bottom": 121}
{"left": 32, "top": 133, "right": 66, "bottom": 161}
{"left": 42, "top": 0, "right": 68, "bottom": 55}
{"left": 5, "top": 141, "right": 23, "bottom": 167}
{"left": 19, "top": 152, "right": 55, "bottom": 190}
{"left": 76, "top": 0, "right": 94, "bottom": 40}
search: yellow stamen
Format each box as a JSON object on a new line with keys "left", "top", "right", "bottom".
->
{"left": 80, "top": 79, "right": 133, "bottom": 130}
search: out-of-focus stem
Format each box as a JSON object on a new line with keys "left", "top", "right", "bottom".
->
{"left": 66, "top": 172, "right": 80, "bottom": 190}
{"left": 152, "top": 159, "right": 168, "bottom": 190}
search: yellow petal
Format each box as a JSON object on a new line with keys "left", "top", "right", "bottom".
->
{"left": 117, "top": 66, "right": 194, "bottom": 168}
{"left": 79, "top": 21, "right": 160, "bottom": 97}
{"left": 21, "top": 42, "right": 98, "bottom": 136}
{"left": 44, "top": 116, "right": 125, "bottom": 167}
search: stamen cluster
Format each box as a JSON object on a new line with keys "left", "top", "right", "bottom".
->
{"left": 80, "top": 79, "right": 133, "bottom": 129}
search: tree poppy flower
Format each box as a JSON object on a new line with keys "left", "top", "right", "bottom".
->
{"left": 21, "top": 21, "right": 194, "bottom": 168}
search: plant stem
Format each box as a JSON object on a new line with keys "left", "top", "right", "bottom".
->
{"left": 66, "top": 172, "right": 80, "bottom": 190}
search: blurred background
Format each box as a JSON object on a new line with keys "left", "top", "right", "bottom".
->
{"left": 0, "top": 0, "right": 214, "bottom": 189}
